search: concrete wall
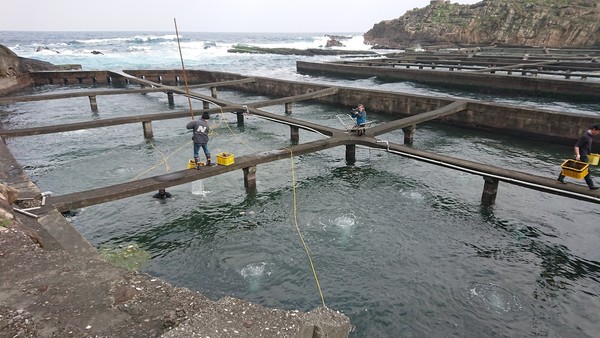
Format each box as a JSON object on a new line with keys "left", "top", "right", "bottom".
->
{"left": 296, "top": 61, "right": 600, "bottom": 101}
{"left": 22, "top": 69, "right": 600, "bottom": 149}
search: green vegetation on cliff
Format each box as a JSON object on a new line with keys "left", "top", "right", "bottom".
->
{"left": 364, "top": 0, "right": 600, "bottom": 49}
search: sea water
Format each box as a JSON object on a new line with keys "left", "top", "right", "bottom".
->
{"left": 2, "top": 31, "right": 600, "bottom": 337}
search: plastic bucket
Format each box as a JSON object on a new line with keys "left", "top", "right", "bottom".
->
{"left": 588, "top": 153, "right": 600, "bottom": 165}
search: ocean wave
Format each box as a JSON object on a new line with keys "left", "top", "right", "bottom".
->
{"left": 72, "top": 34, "right": 179, "bottom": 45}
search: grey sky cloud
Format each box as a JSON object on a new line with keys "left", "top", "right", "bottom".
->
{"left": 2, "top": 0, "right": 481, "bottom": 32}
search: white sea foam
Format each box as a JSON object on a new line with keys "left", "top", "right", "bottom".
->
{"left": 6, "top": 32, "right": 377, "bottom": 74}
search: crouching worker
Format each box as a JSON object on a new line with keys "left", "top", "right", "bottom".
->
{"left": 350, "top": 103, "right": 367, "bottom": 136}
{"left": 186, "top": 112, "right": 213, "bottom": 169}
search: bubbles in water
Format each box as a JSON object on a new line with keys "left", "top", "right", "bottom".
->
{"left": 191, "top": 180, "right": 209, "bottom": 196}
{"left": 316, "top": 214, "right": 358, "bottom": 245}
{"left": 240, "top": 262, "right": 272, "bottom": 292}
{"left": 400, "top": 190, "right": 425, "bottom": 201}
{"left": 467, "top": 282, "right": 523, "bottom": 314}
{"left": 333, "top": 214, "right": 355, "bottom": 229}
{"left": 111, "top": 166, "right": 132, "bottom": 175}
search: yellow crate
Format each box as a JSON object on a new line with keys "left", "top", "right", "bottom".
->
{"left": 561, "top": 159, "right": 589, "bottom": 179}
{"left": 187, "top": 159, "right": 204, "bottom": 169}
{"left": 216, "top": 152, "right": 234, "bottom": 166}
{"left": 588, "top": 153, "right": 600, "bottom": 166}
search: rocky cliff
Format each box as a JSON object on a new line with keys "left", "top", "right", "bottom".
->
{"left": 0, "top": 44, "right": 77, "bottom": 96}
{"left": 364, "top": 0, "right": 600, "bottom": 49}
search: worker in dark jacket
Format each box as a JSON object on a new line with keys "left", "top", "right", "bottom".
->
{"left": 186, "top": 112, "right": 212, "bottom": 168}
{"left": 558, "top": 125, "right": 600, "bottom": 189}
{"left": 153, "top": 189, "right": 172, "bottom": 199}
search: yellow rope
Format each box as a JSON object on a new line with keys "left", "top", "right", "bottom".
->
{"left": 210, "top": 112, "right": 326, "bottom": 306}
{"left": 218, "top": 113, "right": 254, "bottom": 153}
{"left": 131, "top": 139, "right": 192, "bottom": 181}
{"left": 285, "top": 147, "right": 326, "bottom": 307}
{"left": 127, "top": 109, "right": 327, "bottom": 307}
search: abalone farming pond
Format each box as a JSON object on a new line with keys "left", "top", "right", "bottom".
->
{"left": 3, "top": 84, "right": 600, "bottom": 337}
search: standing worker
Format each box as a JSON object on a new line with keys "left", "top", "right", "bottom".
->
{"left": 186, "top": 112, "right": 213, "bottom": 169}
{"left": 558, "top": 125, "right": 600, "bottom": 189}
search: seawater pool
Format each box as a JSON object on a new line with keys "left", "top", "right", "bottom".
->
{"left": 2, "top": 85, "right": 600, "bottom": 337}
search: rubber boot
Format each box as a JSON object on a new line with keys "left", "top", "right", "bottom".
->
{"left": 194, "top": 156, "right": 201, "bottom": 170}
{"left": 206, "top": 154, "right": 214, "bottom": 166}
{"left": 584, "top": 174, "right": 599, "bottom": 190}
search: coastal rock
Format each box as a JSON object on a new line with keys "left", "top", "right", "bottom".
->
{"left": 0, "top": 184, "right": 19, "bottom": 224}
{"left": 228, "top": 44, "right": 375, "bottom": 56}
{"left": 0, "top": 44, "right": 80, "bottom": 95}
{"left": 35, "top": 46, "right": 60, "bottom": 53}
{"left": 364, "top": 0, "right": 600, "bottom": 49}
{"left": 325, "top": 38, "right": 344, "bottom": 48}
{"left": 0, "top": 45, "right": 20, "bottom": 80}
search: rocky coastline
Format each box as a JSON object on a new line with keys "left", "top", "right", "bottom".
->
{"left": 364, "top": 0, "right": 600, "bottom": 49}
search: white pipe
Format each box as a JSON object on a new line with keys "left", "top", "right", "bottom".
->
{"left": 251, "top": 113, "right": 329, "bottom": 138}
{"left": 14, "top": 208, "right": 39, "bottom": 218}
{"left": 376, "top": 140, "right": 390, "bottom": 151}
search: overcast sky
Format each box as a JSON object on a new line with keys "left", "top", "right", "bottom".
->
{"left": 2, "top": 0, "right": 482, "bottom": 33}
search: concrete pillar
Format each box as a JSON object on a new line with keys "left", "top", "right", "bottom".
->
{"left": 402, "top": 125, "right": 416, "bottom": 145}
{"left": 290, "top": 126, "right": 299, "bottom": 143}
{"left": 285, "top": 102, "right": 292, "bottom": 115}
{"left": 203, "top": 101, "right": 210, "bottom": 110}
{"left": 167, "top": 92, "right": 174, "bottom": 106}
{"left": 88, "top": 96, "right": 98, "bottom": 113}
{"left": 142, "top": 121, "right": 153, "bottom": 139}
{"left": 481, "top": 176, "right": 499, "bottom": 207}
{"left": 210, "top": 87, "right": 217, "bottom": 98}
{"left": 237, "top": 112, "right": 244, "bottom": 127}
{"left": 243, "top": 166, "right": 257, "bottom": 192}
{"left": 140, "top": 75, "right": 146, "bottom": 89}
{"left": 345, "top": 145, "right": 356, "bottom": 165}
